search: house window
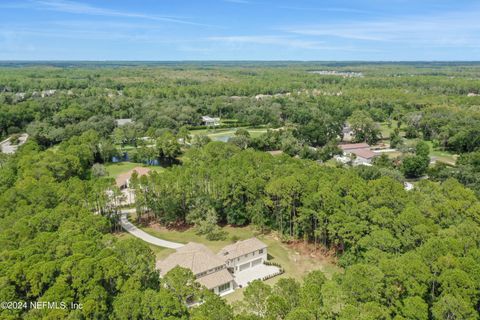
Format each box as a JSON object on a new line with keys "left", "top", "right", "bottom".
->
{"left": 259, "top": 249, "right": 264, "bottom": 254}
{"left": 218, "top": 282, "right": 231, "bottom": 293}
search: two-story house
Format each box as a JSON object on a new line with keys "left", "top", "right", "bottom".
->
{"left": 156, "top": 242, "right": 235, "bottom": 295}
{"left": 218, "top": 237, "right": 268, "bottom": 274}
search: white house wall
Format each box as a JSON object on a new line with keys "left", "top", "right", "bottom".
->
{"left": 226, "top": 249, "right": 268, "bottom": 274}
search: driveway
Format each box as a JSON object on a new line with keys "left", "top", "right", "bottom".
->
{"left": 0, "top": 133, "right": 28, "bottom": 154}
{"left": 119, "top": 209, "right": 184, "bottom": 249}
{"left": 234, "top": 264, "right": 281, "bottom": 287}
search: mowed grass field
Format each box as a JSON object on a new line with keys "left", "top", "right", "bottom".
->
{"left": 190, "top": 126, "right": 271, "bottom": 139}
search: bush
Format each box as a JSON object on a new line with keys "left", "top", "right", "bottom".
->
{"left": 206, "top": 228, "right": 227, "bottom": 241}
{"left": 7, "top": 126, "right": 21, "bottom": 134}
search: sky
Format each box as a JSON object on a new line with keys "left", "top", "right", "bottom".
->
{"left": 1, "top": 0, "right": 480, "bottom": 61}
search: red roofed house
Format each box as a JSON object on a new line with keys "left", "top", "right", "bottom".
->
{"left": 338, "top": 143, "right": 376, "bottom": 166}
{"left": 115, "top": 167, "right": 151, "bottom": 189}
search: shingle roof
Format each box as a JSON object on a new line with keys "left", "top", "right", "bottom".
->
{"left": 156, "top": 242, "right": 226, "bottom": 276}
{"left": 115, "top": 167, "right": 151, "bottom": 188}
{"left": 339, "top": 143, "right": 370, "bottom": 150}
{"left": 196, "top": 269, "right": 234, "bottom": 290}
{"left": 349, "top": 148, "right": 376, "bottom": 159}
{"left": 218, "top": 237, "right": 267, "bottom": 262}
{"left": 115, "top": 118, "right": 133, "bottom": 126}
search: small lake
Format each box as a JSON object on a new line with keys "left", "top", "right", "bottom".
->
{"left": 211, "top": 134, "right": 233, "bottom": 142}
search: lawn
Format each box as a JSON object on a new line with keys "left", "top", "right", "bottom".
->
{"left": 105, "top": 162, "right": 165, "bottom": 178}
{"left": 425, "top": 141, "right": 458, "bottom": 165}
{"left": 139, "top": 223, "right": 341, "bottom": 303}
{"left": 189, "top": 126, "right": 271, "bottom": 140}
{"left": 403, "top": 140, "right": 458, "bottom": 165}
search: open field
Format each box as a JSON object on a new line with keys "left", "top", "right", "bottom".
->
{"left": 402, "top": 140, "right": 458, "bottom": 165}
{"left": 424, "top": 141, "right": 458, "bottom": 165}
{"left": 190, "top": 126, "right": 271, "bottom": 140}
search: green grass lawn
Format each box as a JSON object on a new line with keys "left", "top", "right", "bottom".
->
{"left": 378, "top": 120, "right": 409, "bottom": 140}
{"left": 142, "top": 224, "right": 260, "bottom": 252}
{"left": 402, "top": 140, "right": 458, "bottom": 165}
{"left": 425, "top": 141, "right": 458, "bottom": 165}
{"left": 189, "top": 126, "right": 271, "bottom": 139}
{"left": 105, "top": 162, "right": 165, "bottom": 178}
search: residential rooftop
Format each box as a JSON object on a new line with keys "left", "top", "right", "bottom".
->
{"left": 196, "top": 269, "right": 234, "bottom": 290}
{"left": 218, "top": 237, "right": 267, "bottom": 262}
{"left": 156, "top": 242, "right": 226, "bottom": 277}
{"left": 339, "top": 142, "right": 370, "bottom": 150}
{"left": 115, "top": 167, "right": 151, "bottom": 188}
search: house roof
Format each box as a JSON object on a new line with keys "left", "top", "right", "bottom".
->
{"left": 201, "top": 116, "right": 220, "bottom": 122}
{"left": 115, "top": 167, "right": 151, "bottom": 188}
{"left": 339, "top": 143, "right": 370, "bottom": 150}
{"left": 156, "top": 242, "right": 226, "bottom": 276}
{"left": 349, "top": 148, "right": 376, "bottom": 159}
{"left": 196, "top": 269, "right": 234, "bottom": 290}
{"left": 115, "top": 118, "right": 133, "bottom": 126}
{"left": 218, "top": 237, "right": 267, "bottom": 261}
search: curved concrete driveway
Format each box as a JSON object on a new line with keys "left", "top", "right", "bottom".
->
{"left": 119, "top": 209, "right": 184, "bottom": 249}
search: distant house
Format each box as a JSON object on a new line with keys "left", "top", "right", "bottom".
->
{"left": 218, "top": 237, "right": 268, "bottom": 273}
{"left": 342, "top": 125, "right": 353, "bottom": 141}
{"left": 156, "top": 237, "right": 277, "bottom": 296}
{"left": 338, "top": 143, "right": 376, "bottom": 166}
{"left": 115, "top": 167, "right": 151, "bottom": 189}
{"left": 115, "top": 118, "right": 134, "bottom": 127}
{"left": 156, "top": 243, "right": 235, "bottom": 295}
{"left": 202, "top": 116, "right": 220, "bottom": 126}
{"left": 404, "top": 182, "right": 414, "bottom": 191}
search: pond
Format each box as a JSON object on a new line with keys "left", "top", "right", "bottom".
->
{"left": 211, "top": 134, "right": 234, "bottom": 142}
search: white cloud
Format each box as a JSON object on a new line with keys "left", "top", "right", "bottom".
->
{"left": 205, "top": 35, "right": 374, "bottom": 52}
{"left": 207, "top": 35, "right": 325, "bottom": 49}
{"left": 283, "top": 8, "right": 480, "bottom": 47}
{"left": 6, "top": 0, "right": 209, "bottom": 26}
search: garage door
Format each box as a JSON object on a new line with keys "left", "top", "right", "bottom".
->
{"left": 251, "top": 258, "right": 262, "bottom": 267}
{"left": 239, "top": 262, "right": 250, "bottom": 271}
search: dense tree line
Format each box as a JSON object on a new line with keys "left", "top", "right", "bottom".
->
{"left": 1, "top": 63, "right": 480, "bottom": 154}
{"left": 1, "top": 134, "right": 479, "bottom": 319}
{"left": 0, "top": 134, "right": 241, "bottom": 319}
{"left": 135, "top": 143, "right": 480, "bottom": 319}
{"left": 1, "top": 62, "right": 480, "bottom": 319}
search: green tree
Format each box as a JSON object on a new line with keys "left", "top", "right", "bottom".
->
{"left": 348, "top": 110, "right": 381, "bottom": 144}
{"left": 156, "top": 131, "right": 181, "bottom": 163}
{"left": 241, "top": 280, "right": 272, "bottom": 318}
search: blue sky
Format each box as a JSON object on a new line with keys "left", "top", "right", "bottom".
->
{"left": 1, "top": 0, "right": 480, "bottom": 60}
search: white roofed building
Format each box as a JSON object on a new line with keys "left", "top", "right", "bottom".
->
{"left": 201, "top": 116, "right": 220, "bottom": 126}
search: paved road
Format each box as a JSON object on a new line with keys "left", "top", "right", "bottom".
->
{"left": 119, "top": 208, "right": 184, "bottom": 249}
